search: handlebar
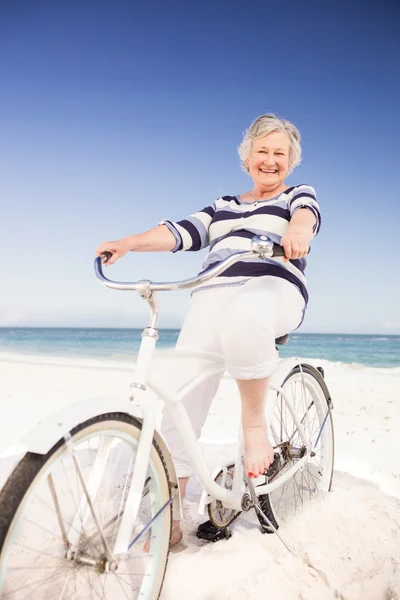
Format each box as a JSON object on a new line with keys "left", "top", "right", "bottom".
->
{"left": 94, "top": 235, "right": 285, "bottom": 293}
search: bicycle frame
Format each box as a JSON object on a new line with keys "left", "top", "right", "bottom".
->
{"left": 110, "top": 329, "right": 311, "bottom": 555}
{"left": 80, "top": 236, "right": 312, "bottom": 556}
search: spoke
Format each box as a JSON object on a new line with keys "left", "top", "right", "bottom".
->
{"left": 300, "top": 463, "right": 311, "bottom": 498}
{"left": 67, "top": 445, "right": 112, "bottom": 560}
{"left": 293, "top": 474, "right": 303, "bottom": 507}
{"left": 110, "top": 569, "right": 151, "bottom": 574}
{"left": 275, "top": 404, "right": 288, "bottom": 444}
{"left": 128, "top": 496, "right": 172, "bottom": 551}
{"left": 73, "top": 568, "right": 79, "bottom": 599}
{"left": 48, "top": 473, "right": 69, "bottom": 548}
{"left": 34, "top": 493, "right": 101, "bottom": 556}
{"left": 276, "top": 396, "right": 291, "bottom": 442}
{"left": 93, "top": 437, "right": 124, "bottom": 535}
{"left": 306, "top": 410, "right": 320, "bottom": 434}
{"left": 10, "top": 541, "right": 68, "bottom": 561}
{"left": 99, "top": 570, "right": 108, "bottom": 599}
{"left": 274, "top": 475, "right": 291, "bottom": 514}
{"left": 292, "top": 473, "right": 298, "bottom": 513}
{"left": 4, "top": 564, "right": 68, "bottom": 599}
{"left": 88, "top": 568, "right": 108, "bottom": 600}
{"left": 115, "top": 572, "right": 149, "bottom": 588}
{"left": 112, "top": 453, "right": 134, "bottom": 543}
{"left": 83, "top": 569, "right": 96, "bottom": 600}
{"left": 287, "top": 385, "right": 315, "bottom": 442}
{"left": 309, "top": 453, "right": 324, "bottom": 472}
{"left": 116, "top": 572, "right": 150, "bottom": 578}
{"left": 92, "top": 440, "right": 107, "bottom": 528}
{"left": 305, "top": 465, "right": 320, "bottom": 488}
{"left": 300, "top": 471, "right": 306, "bottom": 504}
{"left": 113, "top": 573, "right": 132, "bottom": 600}
{"left": 58, "top": 570, "right": 73, "bottom": 600}
{"left": 78, "top": 568, "right": 96, "bottom": 600}
{"left": 22, "top": 516, "right": 68, "bottom": 542}
{"left": 61, "top": 456, "right": 90, "bottom": 548}
{"left": 306, "top": 464, "right": 318, "bottom": 495}
{"left": 6, "top": 565, "right": 67, "bottom": 571}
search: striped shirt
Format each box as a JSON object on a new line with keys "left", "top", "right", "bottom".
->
{"left": 161, "top": 184, "right": 320, "bottom": 303}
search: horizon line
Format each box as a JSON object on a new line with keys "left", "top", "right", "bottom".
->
{"left": 0, "top": 326, "right": 399, "bottom": 336}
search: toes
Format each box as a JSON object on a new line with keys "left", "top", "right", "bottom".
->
{"left": 246, "top": 464, "right": 254, "bottom": 478}
{"left": 245, "top": 450, "right": 275, "bottom": 478}
{"left": 246, "top": 462, "right": 258, "bottom": 478}
{"left": 249, "top": 464, "right": 263, "bottom": 478}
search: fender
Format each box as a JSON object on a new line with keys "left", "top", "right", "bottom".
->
{"left": 266, "top": 357, "right": 332, "bottom": 424}
{"left": 267, "top": 357, "right": 302, "bottom": 398}
{"left": 3, "top": 395, "right": 182, "bottom": 520}
{"left": 20, "top": 395, "right": 135, "bottom": 454}
{"left": 266, "top": 357, "right": 306, "bottom": 424}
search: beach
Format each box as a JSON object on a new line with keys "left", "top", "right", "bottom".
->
{"left": 1, "top": 350, "right": 400, "bottom": 599}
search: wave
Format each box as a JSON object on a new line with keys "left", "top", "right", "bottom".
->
{"left": 2, "top": 351, "right": 400, "bottom": 375}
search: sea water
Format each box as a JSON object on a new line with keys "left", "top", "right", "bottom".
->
{"left": 1, "top": 328, "right": 399, "bottom": 368}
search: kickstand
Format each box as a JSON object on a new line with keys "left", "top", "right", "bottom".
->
{"left": 245, "top": 473, "right": 297, "bottom": 558}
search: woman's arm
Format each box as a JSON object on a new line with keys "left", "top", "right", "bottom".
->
{"left": 96, "top": 200, "right": 215, "bottom": 264}
{"left": 281, "top": 208, "right": 317, "bottom": 260}
{"left": 95, "top": 224, "right": 176, "bottom": 265}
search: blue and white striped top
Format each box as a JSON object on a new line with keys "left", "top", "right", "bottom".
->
{"left": 161, "top": 184, "right": 320, "bottom": 303}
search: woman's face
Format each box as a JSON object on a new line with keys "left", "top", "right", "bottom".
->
{"left": 245, "top": 131, "right": 291, "bottom": 192}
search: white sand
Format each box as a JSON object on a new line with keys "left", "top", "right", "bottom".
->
{"left": 1, "top": 352, "right": 400, "bottom": 599}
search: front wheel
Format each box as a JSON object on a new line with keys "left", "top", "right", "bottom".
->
{"left": 258, "top": 364, "right": 335, "bottom": 530}
{"left": 0, "top": 413, "right": 172, "bottom": 600}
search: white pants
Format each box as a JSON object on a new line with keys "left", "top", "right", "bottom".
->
{"left": 161, "top": 277, "right": 305, "bottom": 477}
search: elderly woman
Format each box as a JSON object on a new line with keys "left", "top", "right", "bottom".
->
{"left": 96, "top": 113, "right": 320, "bottom": 546}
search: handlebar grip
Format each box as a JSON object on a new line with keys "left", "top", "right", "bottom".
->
{"left": 272, "top": 244, "right": 310, "bottom": 258}
{"left": 272, "top": 244, "right": 285, "bottom": 258}
{"left": 101, "top": 251, "right": 113, "bottom": 263}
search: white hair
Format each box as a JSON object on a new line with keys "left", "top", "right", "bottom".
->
{"left": 238, "top": 113, "right": 302, "bottom": 174}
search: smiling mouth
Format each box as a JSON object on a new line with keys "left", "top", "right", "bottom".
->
{"left": 259, "top": 169, "right": 278, "bottom": 174}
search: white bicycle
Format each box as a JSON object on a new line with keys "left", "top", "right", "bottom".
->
{"left": 0, "top": 235, "right": 334, "bottom": 600}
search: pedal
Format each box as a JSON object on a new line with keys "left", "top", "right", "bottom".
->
{"left": 196, "top": 520, "right": 232, "bottom": 542}
{"left": 264, "top": 452, "right": 281, "bottom": 479}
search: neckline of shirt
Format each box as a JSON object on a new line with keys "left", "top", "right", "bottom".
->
{"left": 235, "top": 186, "right": 295, "bottom": 205}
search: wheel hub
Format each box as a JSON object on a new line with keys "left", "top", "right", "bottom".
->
{"left": 278, "top": 442, "right": 306, "bottom": 461}
{"left": 66, "top": 548, "right": 118, "bottom": 573}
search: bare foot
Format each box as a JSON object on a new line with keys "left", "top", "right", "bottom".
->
{"left": 170, "top": 520, "right": 183, "bottom": 546}
{"left": 143, "top": 520, "right": 183, "bottom": 553}
{"left": 243, "top": 425, "right": 275, "bottom": 478}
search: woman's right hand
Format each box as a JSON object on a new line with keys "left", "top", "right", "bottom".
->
{"left": 95, "top": 238, "right": 131, "bottom": 265}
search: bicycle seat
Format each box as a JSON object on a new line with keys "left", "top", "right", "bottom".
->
{"left": 275, "top": 334, "right": 289, "bottom": 345}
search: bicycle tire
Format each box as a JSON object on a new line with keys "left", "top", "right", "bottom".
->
{"left": 0, "top": 412, "right": 172, "bottom": 600}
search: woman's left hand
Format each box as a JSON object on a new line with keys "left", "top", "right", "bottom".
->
{"left": 280, "top": 231, "right": 310, "bottom": 261}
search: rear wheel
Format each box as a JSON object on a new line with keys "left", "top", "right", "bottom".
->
{"left": 0, "top": 413, "right": 172, "bottom": 600}
{"left": 258, "top": 364, "right": 334, "bottom": 531}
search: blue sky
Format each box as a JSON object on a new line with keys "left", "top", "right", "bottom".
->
{"left": 1, "top": 1, "right": 399, "bottom": 333}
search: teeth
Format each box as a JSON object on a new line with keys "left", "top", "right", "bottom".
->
{"left": 260, "top": 169, "right": 277, "bottom": 173}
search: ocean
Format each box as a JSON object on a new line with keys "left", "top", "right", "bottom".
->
{"left": 1, "top": 328, "right": 399, "bottom": 368}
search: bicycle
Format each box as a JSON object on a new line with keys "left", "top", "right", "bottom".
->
{"left": 0, "top": 235, "right": 334, "bottom": 599}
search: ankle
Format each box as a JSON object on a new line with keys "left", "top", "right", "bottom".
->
{"left": 243, "top": 423, "right": 267, "bottom": 432}
{"left": 172, "top": 519, "right": 181, "bottom": 528}
{"left": 178, "top": 476, "right": 189, "bottom": 501}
